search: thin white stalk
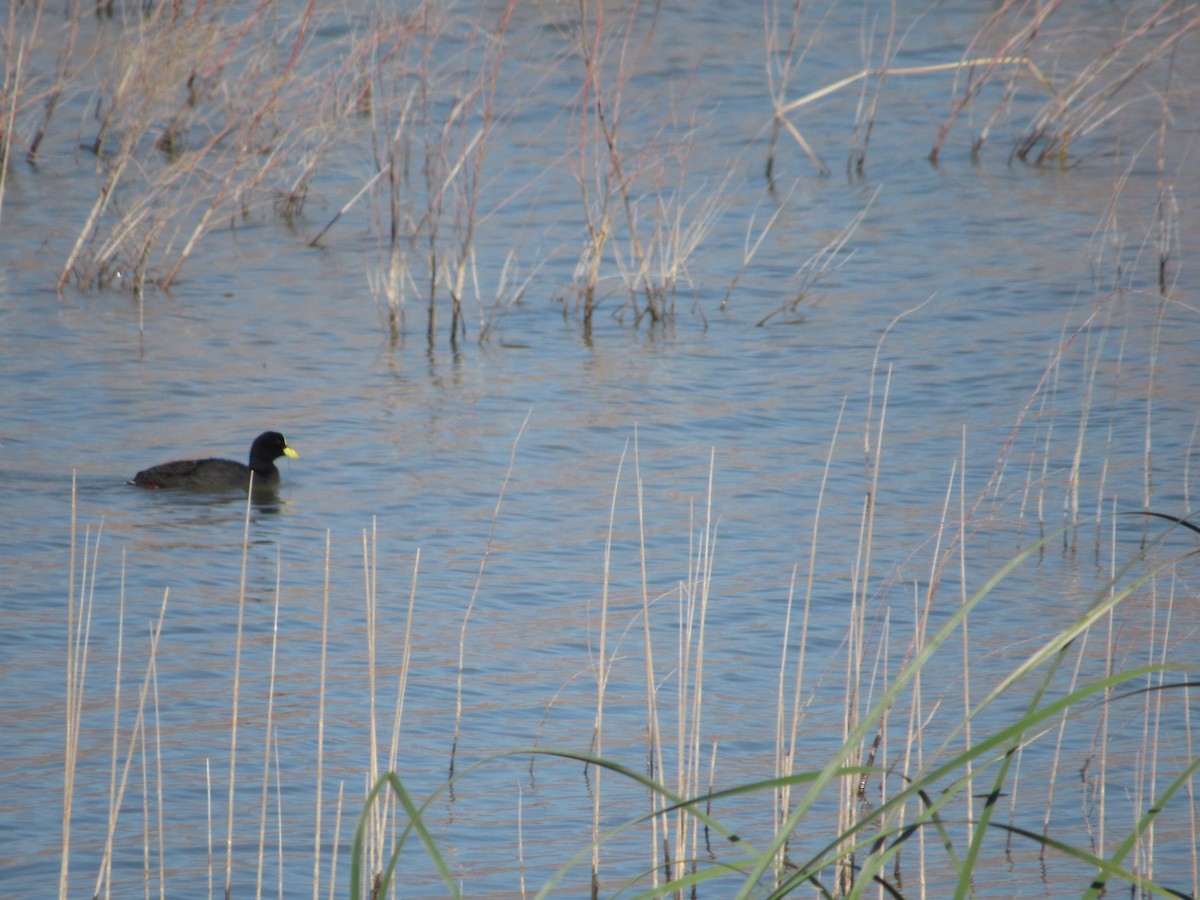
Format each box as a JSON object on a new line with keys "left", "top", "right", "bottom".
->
{"left": 60, "top": 477, "right": 83, "bottom": 899}
{"left": 312, "top": 531, "right": 332, "bottom": 900}
{"left": 151, "top": 635, "right": 165, "bottom": 900}
{"left": 452, "top": 410, "right": 531, "bottom": 773}
{"left": 327, "top": 782, "right": 344, "bottom": 900}
{"left": 274, "top": 736, "right": 284, "bottom": 900}
{"left": 225, "top": 479, "right": 256, "bottom": 897}
{"left": 633, "top": 429, "right": 664, "bottom": 887}
{"left": 387, "top": 548, "right": 421, "bottom": 774}
{"left": 687, "top": 450, "right": 718, "bottom": 875}
{"left": 959, "top": 426, "right": 973, "bottom": 843}
{"left": 93, "top": 588, "right": 169, "bottom": 899}
{"left": 518, "top": 783, "right": 527, "bottom": 899}
{"left": 207, "top": 760, "right": 214, "bottom": 900}
{"left": 362, "top": 519, "right": 380, "bottom": 875}
{"left": 140, "top": 703, "right": 150, "bottom": 894}
{"left": 593, "top": 439, "right": 628, "bottom": 891}
{"left": 256, "top": 550, "right": 284, "bottom": 897}
{"left": 783, "top": 398, "right": 845, "bottom": 850}
{"left": 103, "top": 551, "right": 126, "bottom": 898}
{"left": 773, "top": 566, "right": 798, "bottom": 883}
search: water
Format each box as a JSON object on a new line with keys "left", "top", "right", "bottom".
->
{"left": 2, "top": 1, "right": 1198, "bottom": 896}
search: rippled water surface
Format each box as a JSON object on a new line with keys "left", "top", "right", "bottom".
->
{"left": 2, "top": 1, "right": 1198, "bottom": 896}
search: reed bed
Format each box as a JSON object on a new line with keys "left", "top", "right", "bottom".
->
{"left": 2, "top": 2, "right": 1192, "bottom": 339}
{"left": 55, "top": 405, "right": 1200, "bottom": 897}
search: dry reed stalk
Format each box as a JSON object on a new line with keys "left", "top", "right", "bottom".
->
{"left": 48, "top": 0, "right": 352, "bottom": 293}
{"left": 836, "top": 362, "right": 889, "bottom": 893}
{"left": 772, "top": 568, "right": 799, "bottom": 882}
{"left": 355, "top": 14, "right": 429, "bottom": 342}
{"left": 1038, "top": 594, "right": 1090, "bottom": 854}
{"left": 721, "top": 190, "right": 789, "bottom": 311}
{"left": 517, "top": 783, "right": 527, "bottom": 897}
{"left": 763, "top": 0, "right": 829, "bottom": 179}
{"left": 0, "top": 38, "right": 24, "bottom": 220}
{"left": 56, "top": 64, "right": 151, "bottom": 294}
{"left": 1186, "top": 680, "right": 1198, "bottom": 899}
{"left": 56, "top": 0, "right": 209, "bottom": 292}
{"left": 677, "top": 518, "right": 695, "bottom": 890}
{"left": 206, "top": 760, "right": 214, "bottom": 897}
{"left": 272, "top": 737, "right": 284, "bottom": 897}
{"left": 591, "top": 440, "right": 627, "bottom": 897}
{"left": 373, "top": 544, "right": 422, "bottom": 886}
{"left": 1066, "top": 326, "right": 1106, "bottom": 551}
{"left": 1152, "top": 94, "right": 1180, "bottom": 296}
{"left": 775, "top": 398, "right": 845, "bottom": 880}
{"left": 448, "top": 411, "right": 530, "bottom": 776}
{"left": 223, "top": 480, "right": 256, "bottom": 898}
{"left": 27, "top": 5, "right": 82, "bottom": 163}
{"left": 255, "top": 551, "right": 284, "bottom": 897}
{"left": 892, "top": 455, "right": 958, "bottom": 887}
{"left": 632, "top": 430, "right": 665, "bottom": 890}
{"left": 92, "top": 587, "right": 169, "bottom": 898}
{"left": 957, "top": 429, "right": 974, "bottom": 844}
{"left": 51, "top": 26, "right": 180, "bottom": 290}
{"left": 613, "top": 165, "right": 728, "bottom": 326}
{"left": 867, "top": 612, "right": 892, "bottom": 859}
{"left": 985, "top": 294, "right": 1108, "bottom": 548}
{"left": 160, "top": 0, "right": 319, "bottom": 291}
{"left": 1014, "top": 4, "right": 1199, "bottom": 166}
{"left": 446, "top": 414, "right": 530, "bottom": 785}
{"left": 845, "top": 4, "right": 897, "bottom": 177}
{"left": 356, "top": 5, "right": 531, "bottom": 347}
{"left": 1138, "top": 570, "right": 1172, "bottom": 883}
{"left": 59, "top": 475, "right": 81, "bottom": 900}
{"left": 138, "top": 703, "right": 150, "bottom": 893}
{"left": 891, "top": 440, "right": 970, "bottom": 870}
{"left": 443, "top": 0, "right": 518, "bottom": 348}
{"left": 401, "top": 5, "right": 508, "bottom": 345}
{"left": 3, "top": 0, "right": 77, "bottom": 169}
{"left": 929, "top": 0, "right": 1063, "bottom": 165}
{"left": 311, "top": 531, "right": 331, "bottom": 900}
{"left": 1097, "top": 534, "right": 1118, "bottom": 860}
{"left": 578, "top": 0, "right": 629, "bottom": 321}
{"left": 569, "top": 1, "right": 616, "bottom": 324}
{"left": 763, "top": 0, "right": 1110, "bottom": 171}
{"left": 360, "top": 517, "right": 385, "bottom": 885}
{"left": 328, "top": 781, "right": 345, "bottom": 900}
{"left": 478, "top": 250, "right": 544, "bottom": 344}
{"left": 667, "top": 449, "right": 718, "bottom": 889}
{"left": 834, "top": 305, "right": 938, "bottom": 890}
{"left": 904, "top": 583, "right": 927, "bottom": 885}
{"left": 105, "top": 554, "right": 127, "bottom": 896}
{"left": 417, "top": 7, "right": 448, "bottom": 347}
{"left": 150, "top": 627, "right": 166, "bottom": 897}
{"left": 569, "top": 0, "right": 711, "bottom": 328}
{"left": 755, "top": 185, "right": 879, "bottom": 327}
{"left": 59, "top": 482, "right": 91, "bottom": 900}
{"left": 770, "top": 43, "right": 1051, "bottom": 174}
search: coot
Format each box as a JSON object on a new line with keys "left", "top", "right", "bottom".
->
{"left": 129, "top": 431, "right": 298, "bottom": 491}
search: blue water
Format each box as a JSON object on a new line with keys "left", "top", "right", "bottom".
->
{"left": 2, "top": 1, "right": 1198, "bottom": 897}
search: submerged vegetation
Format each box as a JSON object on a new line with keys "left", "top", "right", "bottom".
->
{"left": 1, "top": 0, "right": 1195, "bottom": 339}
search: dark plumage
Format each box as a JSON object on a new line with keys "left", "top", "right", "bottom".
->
{"left": 129, "top": 431, "right": 299, "bottom": 491}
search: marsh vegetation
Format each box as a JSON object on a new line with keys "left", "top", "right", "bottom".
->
{"left": 2, "top": 1, "right": 1197, "bottom": 897}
